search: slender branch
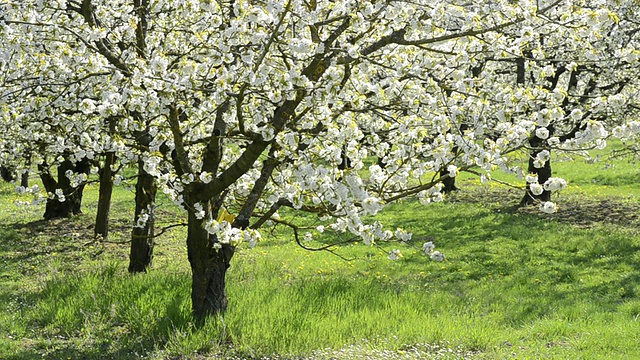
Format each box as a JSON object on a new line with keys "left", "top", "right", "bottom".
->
{"left": 233, "top": 147, "right": 278, "bottom": 229}
{"left": 271, "top": 217, "right": 356, "bottom": 261}
{"left": 167, "top": 104, "right": 193, "bottom": 175}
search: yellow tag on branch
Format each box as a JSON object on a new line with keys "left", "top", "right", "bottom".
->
{"left": 216, "top": 208, "right": 236, "bottom": 224}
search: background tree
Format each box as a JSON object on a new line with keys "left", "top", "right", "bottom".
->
{"left": 461, "top": 3, "right": 640, "bottom": 206}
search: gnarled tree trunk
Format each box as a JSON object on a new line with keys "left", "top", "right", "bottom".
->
{"left": 39, "top": 157, "right": 91, "bottom": 220}
{"left": 187, "top": 212, "right": 235, "bottom": 321}
{"left": 128, "top": 161, "right": 157, "bottom": 273}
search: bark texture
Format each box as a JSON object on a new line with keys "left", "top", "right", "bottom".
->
{"left": 1, "top": 166, "right": 15, "bottom": 182}
{"left": 440, "top": 170, "right": 458, "bottom": 194}
{"left": 95, "top": 118, "right": 118, "bottom": 240}
{"left": 188, "top": 213, "right": 234, "bottom": 322}
{"left": 39, "top": 157, "right": 91, "bottom": 220}
{"left": 94, "top": 151, "right": 116, "bottom": 240}
{"left": 128, "top": 162, "right": 157, "bottom": 273}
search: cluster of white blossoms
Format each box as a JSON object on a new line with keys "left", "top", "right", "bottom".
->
{"left": 133, "top": 204, "right": 157, "bottom": 229}
{"left": 422, "top": 241, "right": 445, "bottom": 262}
{"left": 388, "top": 241, "right": 445, "bottom": 261}
{"left": 204, "top": 219, "right": 262, "bottom": 248}
{"left": 13, "top": 185, "right": 47, "bottom": 207}
{"left": 613, "top": 121, "right": 640, "bottom": 141}
{"left": 543, "top": 178, "right": 568, "bottom": 192}
{"left": 533, "top": 151, "right": 551, "bottom": 169}
{"left": 539, "top": 202, "right": 558, "bottom": 214}
{"left": 527, "top": 176, "right": 568, "bottom": 197}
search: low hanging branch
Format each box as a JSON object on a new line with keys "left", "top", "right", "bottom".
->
{"left": 269, "top": 217, "right": 356, "bottom": 261}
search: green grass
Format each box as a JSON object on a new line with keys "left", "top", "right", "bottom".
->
{"left": 1, "top": 156, "right": 639, "bottom": 359}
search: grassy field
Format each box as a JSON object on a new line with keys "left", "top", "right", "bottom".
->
{"left": 1, "top": 152, "right": 639, "bottom": 359}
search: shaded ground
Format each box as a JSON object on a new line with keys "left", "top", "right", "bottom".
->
{"left": 448, "top": 182, "right": 640, "bottom": 229}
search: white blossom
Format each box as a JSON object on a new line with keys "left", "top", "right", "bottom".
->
{"left": 543, "top": 177, "right": 568, "bottom": 192}
{"left": 422, "top": 241, "right": 435, "bottom": 254}
{"left": 535, "top": 127, "right": 549, "bottom": 139}
{"left": 530, "top": 183, "right": 544, "bottom": 196}
{"left": 388, "top": 249, "right": 402, "bottom": 260}
{"left": 539, "top": 201, "right": 557, "bottom": 214}
{"left": 430, "top": 251, "right": 445, "bottom": 262}
{"left": 525, "top": 173, "right": 538, "bottom": 183}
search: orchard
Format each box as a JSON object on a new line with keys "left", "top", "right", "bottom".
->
{"left": 1, "top": 1, "right": 640, "bottom": 357}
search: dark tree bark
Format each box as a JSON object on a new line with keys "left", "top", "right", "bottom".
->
{"left": 94, "top": 118, "right": 118, "bottom": 241}
{"left": 1, "top": 166, "right": 15, "bottom": 182}
{"left": 94, "top": 151, "right": 116, "bottom": 240}
{"left": 440, "top": 170, "right": 459, "bottom": 194}
{"left": 187, "top": 212, "right": 234, "bottom": 321}
{"left": 39, "top": 157, "right": 91, "bottom": 220}
{"left": 520, "top": 147, "right": 552, "bottom": 206}
{"left": 20, "top": 171, "right": 29, "bottom": 188}
{"left": 20, "top": 155, "right": 30, "bottom": 188}
{"left": 187, "top": 151, "right": 277, "bottom": 322}
{"left": 128, "top": 161, "right": 157, "bottom": 273}
{"left": 337, "top": 148, "right": 352, "bottom": 170}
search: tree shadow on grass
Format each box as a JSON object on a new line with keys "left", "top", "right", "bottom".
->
{"left": 0, "top": 216, "right": 193, "bottom": 360}
{"left": 396, "top": 186, "right": 640, "bottom": 328}
{"left": 4, "top": 272, "right": 192, "bottom": 360}
{"left": 448, "top": 184, "right": 640, "bottom": 228}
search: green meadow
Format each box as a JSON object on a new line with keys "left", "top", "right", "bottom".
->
{"left": 1, "top": 151, "right": 639, "bottom": 359}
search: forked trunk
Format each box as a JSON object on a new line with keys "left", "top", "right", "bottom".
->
{"left": 94, "top": 152, "right": 116, "bottom": 240}
{"left": 43, "top": 185, "right": 85, "bottom": 220}
{"left": 520, "top": 149, "right": 552, "bottom": 206}
{"left": 128, "top": 162, "right": 157, "bottom": 273}
{"left": 40, "top": 157, "right": 91, "bottom": 220}
{"left": 187, "top": 212, "right": 235, "bottom": 322}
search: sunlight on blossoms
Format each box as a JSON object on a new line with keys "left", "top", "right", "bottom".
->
{"left": 539, "top": 202, "right": 558, "bottom": 214}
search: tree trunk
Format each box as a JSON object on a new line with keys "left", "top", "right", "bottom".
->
{"left": 128, "top": 162, "right": 157, "bottom": 273}
{"left": 94, "top": 151, "right": 116, "bottom": 241}
{"left": 95, "top": 117, "right": 118, "bottom": 240}
{"left": 440, "top": 169, "right": 458, "bottom": 194}
{"left": 520, "top": 149, "right": 552, "bottom": 206}
{"left": 40, "top": 157, "right": 91, "bottom": 220}
{"left": 20, "top": 169, "right": 29, "bottom": 188}
{"left": 187, "top": 212, "right": 234, "bottom": 322}
{"left": 20, "top": 153, "right": 31, "bottom": 188}
{"left": 1, "top": 166, "right": 15, "bottom": 182}
{"left": 43, "top": 186, "right": 85, "bottom": 219}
